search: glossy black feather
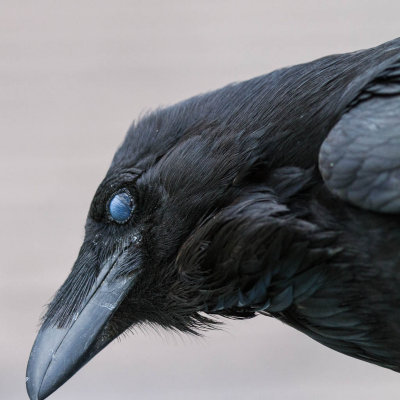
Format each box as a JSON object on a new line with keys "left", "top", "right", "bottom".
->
{"left": 320, "top": 59, "right": 400, "bottom": 212}
{"left": 34, "top": 38, "right": 400, "bottom": 391}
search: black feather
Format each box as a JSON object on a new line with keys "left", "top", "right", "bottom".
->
{"left": 37, "top": 38, "right": 400, "bottom": 382}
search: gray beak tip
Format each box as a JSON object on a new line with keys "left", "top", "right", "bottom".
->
{"left": 26, "top": 377, "right": 39, "bottom": 400}
{"left": 25, "top": 326, "right": 64, "bottom": 400}
{"left": 26, "top": 255, "right": 137, "bottom": 399}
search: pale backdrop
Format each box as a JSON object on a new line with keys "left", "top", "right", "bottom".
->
{"left": 1, "top": 1, "right": 400, "bottom": 399}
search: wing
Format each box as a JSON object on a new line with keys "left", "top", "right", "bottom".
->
{"left": 319, "top": 59, "right": 400, "bottom": 213}
{"left": 177, "top": 169, "right": 400, "bottom": 372}
{"left": 176, "top": 170, "right": 339, "bottom": 318}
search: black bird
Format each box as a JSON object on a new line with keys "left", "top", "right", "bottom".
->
{"left": 27, "top": 38, "right": 400, "bottom": 399}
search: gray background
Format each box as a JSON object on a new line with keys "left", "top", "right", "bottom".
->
{"left": 1, "top": 1, "right": 400, "bottom": 399}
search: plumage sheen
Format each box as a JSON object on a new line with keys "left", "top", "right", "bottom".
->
{"left": 27, "top": 38, "right": 400, "bottom": 400}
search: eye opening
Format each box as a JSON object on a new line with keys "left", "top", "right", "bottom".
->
{"left": 107, "top": 189, "right": 135, "bottom": 224}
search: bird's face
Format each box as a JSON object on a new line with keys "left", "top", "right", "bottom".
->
{"left": 27, "top": 50, "right": 348, "bottom": 398}
{"left": 26, "top": 48, "right": 367, "bottom": 400}
{"left": 26, "top": 120, "right": 245, "bottom": 399}
{"left": 27, "top": 39, "right": 400, "bottom": 399}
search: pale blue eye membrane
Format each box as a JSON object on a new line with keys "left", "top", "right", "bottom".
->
{"left": 108, "top": 190, "right": 134, "bottom": 223}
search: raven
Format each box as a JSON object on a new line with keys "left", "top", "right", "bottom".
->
{"left": 27, "top": 38, "right": 400, "bottom": 399}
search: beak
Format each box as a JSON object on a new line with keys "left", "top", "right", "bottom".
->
{"left": 26, "top": 253, "right": 136, "bottom": 400}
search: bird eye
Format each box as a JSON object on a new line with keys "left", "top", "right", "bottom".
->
{"left": 108, "top": 190, "right": 134, "bottom": 223}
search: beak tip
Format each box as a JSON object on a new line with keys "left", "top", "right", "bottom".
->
{"left": 26, "top": 331, "right": 61, "bottom": 400}
{"left": 25, "top": 366, "right": 44, "bottom": 400}
{"left": 26, "top": 255, "right": 135, "bottom": 400}
{"left": 26, "top": 359, "right": 40, "bottom": 400}
{"left": 25, "top": 377, "right": 40, "bottom": 400}
{"left": 26, "top": 364, "right": 59, "bottom": 400}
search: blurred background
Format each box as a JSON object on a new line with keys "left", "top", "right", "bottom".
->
{"left": 1, "top": 1, "right": 400, "bottom": 399}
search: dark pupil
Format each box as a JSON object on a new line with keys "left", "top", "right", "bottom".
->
{"left": 109, "top": 192, "right": 133, "bottom": 223}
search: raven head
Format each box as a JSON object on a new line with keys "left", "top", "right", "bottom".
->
{"left": 27, "top": 38, "right": 400, "bottom": 399}
{"left": 26, "top": 100, "right": 260, "bottom": 399}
